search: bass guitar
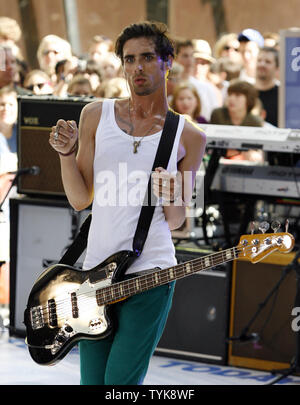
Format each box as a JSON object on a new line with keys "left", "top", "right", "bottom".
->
{"left": 24, "top": 228, "right": 294, "bottom": 366}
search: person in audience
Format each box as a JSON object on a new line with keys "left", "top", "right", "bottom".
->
{"left": 175, "top": 38, "right": 219, "bottom": 121}
{"left": 95, "top": 77, "right": 129, "bottom": 99}
{"left": 166, "top": 61, "right": 184, "bottom": 101}
{"left": 37, "top": 34, "right": 73, "bottom": 83}
{"left": 254, "top": 46, "right": 279, "bottom": 127}
{"left": 0, "top": 16, "right": 21, "bottom": 47}
{"left": 0, "top": 86, "right": 18, "bottom": 153}
{"left": 97, "top": 52, "right": 122, "bottom": 81}
{"left": 210, "top": 79, "right": 263, "bottom": 162}
{"left": 0, "top": 16, "right": 24, "bottom": 62}
{"left": 83, "top": 60, "right": 102, "bottom": 92}
{"left": 251, "top": 98, "right": 276, "bottom": 128}
{"left": 208, "top": 57, "right": 243, "bottom": 104}
{"left": 88, "top": 35, "right": 113, "bottom": 62}
{"left": 192, "top": 39, "right": 216, "bottom": 83}
{"left": 67, "top": 75, "right": 93, "bottom": 97}
{"left": 171, "top": 81, "right": 207, "bottom": 123}
{"left": 213, "top": 33, "right": 243, "bottom": 64}
{"left": 238, "top": 28, "right": 264, "bottom": 84}
{"left": 263, "top": 32, "right": 280, "bottom": 49}
{"left": 0, "top": 45, "right": 29, "bottom": 95}
{"left": 23, "top": 69, "right": 53, "bottom": 95}
{"left": 53, "top": 57, "right": 86, "bottom": 96}
{"left": 174, "top": 38, "right": 195, "bottom": 80}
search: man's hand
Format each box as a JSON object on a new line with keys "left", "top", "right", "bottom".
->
{"left": 152, "top": 167, "right": 181, "bottom": 205}
{"left": 49, "top": 119, "right": 78, "bottom": 156}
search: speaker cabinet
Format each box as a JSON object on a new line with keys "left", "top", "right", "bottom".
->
{"left": 9, "top": 197, "right": 91, "bottom": 337}
{"left": 156, "top": 246, "right": 231, "bottom": 365}
{"left": 228, "top": 252, "right": 297, "bottom": 371}
{"left": 17, "top": 96, "right": 92, "bottom": 197}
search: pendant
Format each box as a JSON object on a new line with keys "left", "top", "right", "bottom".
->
{"left": 133, "top": 140, "right": 141, "bottom": 153}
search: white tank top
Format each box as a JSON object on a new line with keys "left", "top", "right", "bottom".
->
{"left": 83, "top": 98, "right": 185, "bottom": 275}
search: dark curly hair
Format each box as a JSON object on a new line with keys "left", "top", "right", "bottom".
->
{"left": 115, "top": 21, "right": 175, "bottom": 64}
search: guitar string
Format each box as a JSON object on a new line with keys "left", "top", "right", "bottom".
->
{"left": 32, "top": 246, "right": 241, "bottom": 323}
{"left": 34, "top": 236, "right": 287, "bottom": 325}
{"left": 36, "top": 249, "right": 241, "bottom": 325}
{"left": 31, "top": 244, "right": 261, "bottom": 323}
{"left": 32, "top": 242, "right": 276, "bottom": 324}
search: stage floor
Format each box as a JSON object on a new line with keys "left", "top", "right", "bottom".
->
{"left": 1, "top": 328, "right": 300, "bottom": 387}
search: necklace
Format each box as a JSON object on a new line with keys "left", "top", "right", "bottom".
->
{"left": 128, "top": 100, "right": 156, "bottom": 154}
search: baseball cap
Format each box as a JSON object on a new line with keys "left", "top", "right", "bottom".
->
{"left": 238, "top": 29, "right": 264, "bottom": 47}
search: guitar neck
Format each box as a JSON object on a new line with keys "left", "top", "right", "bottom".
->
{"left": 96, "top": 246, "right": 240, "bottom": 306}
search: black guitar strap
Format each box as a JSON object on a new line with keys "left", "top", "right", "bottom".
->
{"left": 132, "top": 109, "right": 180, "bottom": 257}
{"left": 59, "top": 109, "right": 180, "bottom": 266}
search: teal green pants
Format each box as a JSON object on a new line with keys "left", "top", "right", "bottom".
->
{"left": 79, "top": 281, "right": 175, "bottom": 385}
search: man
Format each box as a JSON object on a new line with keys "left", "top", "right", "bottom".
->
{"left": 255, "top": 46, "right": 279, "bottom": 127}
{"left": 49, "top": 22, "right": 206, "bottom": 385}
{"left": 175, "top": 38, "right": 219, "bottom": 121}
{"left": 238, "top": 28, "right": 264, "bottom": 84}
{"left": 175, "top": 38, "right": 195, "bottom": 80}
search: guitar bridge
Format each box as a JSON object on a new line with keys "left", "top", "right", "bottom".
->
{"left": 30, "top": 305, "right": 45, "bottom": 330}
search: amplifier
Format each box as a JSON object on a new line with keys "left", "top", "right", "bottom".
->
{"left": 228, "top": 252, "right": 297, "bottom": 371}
{"left": 17, "top": 95, "right": 93, "bottom": 197}
{"left": 156, "top": 244, "right": 231, "bottom": 365}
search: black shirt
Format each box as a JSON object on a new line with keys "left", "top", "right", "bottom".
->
{"left": 258, "top": 85, "right": 278, "bottom": 127}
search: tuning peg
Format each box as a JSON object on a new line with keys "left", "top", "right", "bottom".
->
{"left": 285, "top": 219, "right": 289, "bottom": 232}
{"left": 250, "top": 221, "right": 256, "bottom": 235}
{"left": 271, "top": 220, "right": 281, "bottom": 233}
{"left": 258, "top": 221, "right": 270, "bottom": 234}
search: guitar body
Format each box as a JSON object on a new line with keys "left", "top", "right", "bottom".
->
{"left": 24, "top": 250, "right": 135, "bottom": 365}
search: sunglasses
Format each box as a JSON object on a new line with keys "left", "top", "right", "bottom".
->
{"left": 26, "top": 83, "right": 47, "bottom": 91}
{"left": 223, "top": 45, "right": 239, "bottom": 52}
{"left": 42, "top": 49, "right": 59, "bottom": 56}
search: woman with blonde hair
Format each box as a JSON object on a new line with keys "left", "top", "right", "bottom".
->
{"left": 214, "top": 33, "right": 242, "bottom": 64}
{"left": 37, "top": 35, "right": 73, "bottom": 82}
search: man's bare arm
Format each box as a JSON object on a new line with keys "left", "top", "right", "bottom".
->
{"left": 49, "top": 101, "right": 102, "bottom": 211}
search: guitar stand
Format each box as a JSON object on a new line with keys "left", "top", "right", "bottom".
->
{"left": 227, "top": 249, "right": 300, "bottom": 385}
{"left": 266, "top": 249, "right": 300, "bottom": 385}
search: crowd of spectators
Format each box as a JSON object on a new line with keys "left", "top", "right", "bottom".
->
{"left": 0, "top": 17, "right": 281, "bottom": 158}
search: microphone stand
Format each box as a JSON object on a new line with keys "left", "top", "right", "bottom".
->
{"left": 0, "top": 172, "right": 18, "bottom": 213}
{"left": 265, "top": 249, "right": 300, "bottom": 385}
{"left": 0, "top": 167, "right": 39, "bottom": 213}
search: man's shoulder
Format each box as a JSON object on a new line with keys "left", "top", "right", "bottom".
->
{"left": 258, "top": 83, "right": 279, "bottom": 95}
{"left": 82, "top": 98, "right": 104, "bottom": 117}
{"left": 182, "top": 117, "right": 206, "bottom": 144}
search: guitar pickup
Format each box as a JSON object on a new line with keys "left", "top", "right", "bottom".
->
{"left": 71, "top": 292, "right": 79, "bottom": 318}
{"left": 48, "top": 299, "right": 58, "bottom": 327}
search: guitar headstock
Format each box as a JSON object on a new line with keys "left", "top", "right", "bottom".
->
{"left": 237, "top": 221, "right": 295, "bottom": 263}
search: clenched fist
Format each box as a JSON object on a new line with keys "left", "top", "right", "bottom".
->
{"left": 49, "top": 119, "right": 78, "bottom": 156}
